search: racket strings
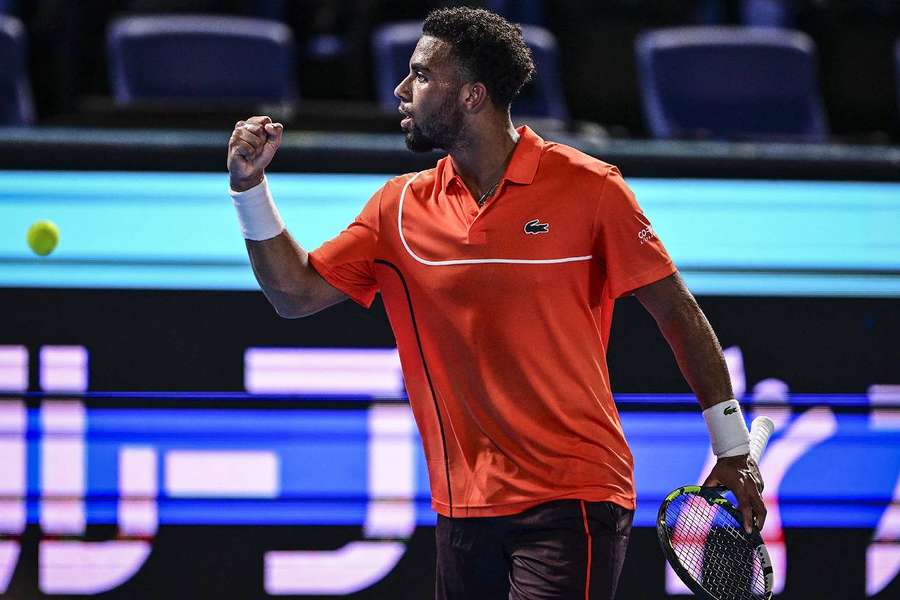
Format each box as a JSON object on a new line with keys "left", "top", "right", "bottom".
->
{"left": 663, "top": 494, "right": 768, "bottom": 600}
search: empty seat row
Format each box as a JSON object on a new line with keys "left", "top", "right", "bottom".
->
{"left": 2, "top": 13, "right": 898, "bottom": 142}
{"left": 635, "top": 26, "right": 829, "bottom": 141}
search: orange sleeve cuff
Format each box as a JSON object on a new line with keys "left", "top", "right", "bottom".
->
{"left": 609, "top": 260, "right": 677, "bottom": 298}
{"left": 308, "top": 252, "right": 377, "bottom": 309}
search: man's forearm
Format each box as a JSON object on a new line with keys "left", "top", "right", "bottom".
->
{"left": 656, "top": 299, "right": 733, "bottom": 409}
{"left": 230, "top": 175, "right": 315, "bottom": 317}
{"left": 246, "top": 231, "right": 320, "bottom": 318}
{"left": 229, "top": 170, "right": 348, "bottom": 318}
{"left": 635, "top": 273, "right": 733, "bottom": 409}
{"left": 636, "top": 274, "right": 764, "bottom": 528}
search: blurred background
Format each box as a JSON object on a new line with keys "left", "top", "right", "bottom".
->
{"left": 0, "top": 1, "right": 898, "bottom": 599}
{"left": 0, "top": 0, "right": 899, "bottom": 141}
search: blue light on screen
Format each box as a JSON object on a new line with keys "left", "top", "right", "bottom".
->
{"left": 1, "top": 171, "right": 898, "bottom": 296}
{"left": 15, "top": 401, "right": 899, "bottom": 529}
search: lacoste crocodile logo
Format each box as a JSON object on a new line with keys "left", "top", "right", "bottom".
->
{"left": 524, "top": 219, "right": 549, "bottom": 235}
{"left": 724, "top": 405, "right": 738, "bottom": 416}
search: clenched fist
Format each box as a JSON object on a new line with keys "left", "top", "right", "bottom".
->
{"left": 227, "top": 115, "right": 284, "bottom": 192}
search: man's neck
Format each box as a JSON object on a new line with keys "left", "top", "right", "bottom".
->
{"left": 449, "top": 117, "right": 520, "bottom": 200}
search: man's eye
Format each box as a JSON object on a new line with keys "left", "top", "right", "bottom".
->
{"left": 415, "top": 73, "right": 427, "bottom": 83}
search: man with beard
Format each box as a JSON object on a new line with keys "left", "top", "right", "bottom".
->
{"left": 227, "top": 7, "right": 766, "bottom": 600}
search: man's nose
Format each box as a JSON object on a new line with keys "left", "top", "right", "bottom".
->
{"left": 394, "top": 74, "right": 411, "bottom": 101}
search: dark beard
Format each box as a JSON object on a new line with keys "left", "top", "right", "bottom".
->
{"left": 404, "top": 93, "right": 465, "bottom": 153}
{"left": 404, "top": 124, "right": 438, "bottom": 153}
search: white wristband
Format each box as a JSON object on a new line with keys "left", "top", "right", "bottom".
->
{"left": 230, "top": 177, "right": 285, "bottom": 241}
{"left": 703, "top": 399, "right": 751, "bottom": 458}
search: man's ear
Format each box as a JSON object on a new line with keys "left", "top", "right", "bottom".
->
{"left": 460, "top": 82, "right": 489, "bottom": 113}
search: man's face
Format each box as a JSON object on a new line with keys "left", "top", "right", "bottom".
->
{"left": 393, "top": 36, "right": 467, "bottom": 153}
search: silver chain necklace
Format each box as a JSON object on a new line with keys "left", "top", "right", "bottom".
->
{"left": 476, "top": 179, "right": 501, "bottom": 207}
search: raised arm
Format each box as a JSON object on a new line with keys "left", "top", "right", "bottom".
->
{"left": 227, "top": 116, "right": 347, "bottom": 318}
{"left": 633, "top": 272, "right": 767, "bottom": 532}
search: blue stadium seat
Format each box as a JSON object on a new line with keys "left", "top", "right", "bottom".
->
{"left": 0, "top": 15, "right": 34, "bottom": 126}
{"left": 741, "top": 0, "right": 793, "bottom": 28}
{"left": 371, "top": 21, "right": 568, "bottom": 121}
{"left": 107, "top": 15, "right": 297, "bottom": 105}
{"left": 371, "top": 22, "right": 420, "bottom": 113}
{"left": 635, "top": 26, "right": 827, "bottom": 141}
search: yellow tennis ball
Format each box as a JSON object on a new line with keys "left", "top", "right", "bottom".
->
{"left": 27, "top": 220, "right": 60, "bottom": 256}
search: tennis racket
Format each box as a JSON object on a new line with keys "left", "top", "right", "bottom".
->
{"left": 657, "top": 416, "right": 776, "bottom": 600}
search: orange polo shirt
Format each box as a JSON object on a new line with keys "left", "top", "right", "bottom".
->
{"left": 308, "top": 126, "right": 675, "bottom": 517}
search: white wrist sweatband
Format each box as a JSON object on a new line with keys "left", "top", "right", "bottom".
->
{"left": 230, "top": 177, "right": 285, "bottom": 241}
{"left": 703, "top": 399, "right": 751, "bottom": 458}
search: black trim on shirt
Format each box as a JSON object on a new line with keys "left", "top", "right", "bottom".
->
{"left": 374, "top": 259, "right": 453, "bottom": 517}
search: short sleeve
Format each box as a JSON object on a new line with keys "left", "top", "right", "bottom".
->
{"left": 594, "top": 167, "right": 676, "bottom": 298}
{"left": 308, "top": 186, "right": 383, "bottom": 308}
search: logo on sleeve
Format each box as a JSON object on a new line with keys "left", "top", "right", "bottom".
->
{"left": 723, "top": 405, "right": 738, "bottom": 416}
{"left": 524, "top": 219, "right": 550, "bottom": 235}
{"left": 638, "top": 225, "right": 657, "bottom": 245}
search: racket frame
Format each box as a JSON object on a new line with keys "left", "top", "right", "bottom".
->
{"left": 657, "top": 416, "right": 776, "bottom": 599}
{"left": 656, "top": 484, "right": 774, "bottom": 600}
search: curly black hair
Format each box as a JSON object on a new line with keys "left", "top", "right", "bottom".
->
{"left": 422, "top": 7, "right": 535, "bottom": 110}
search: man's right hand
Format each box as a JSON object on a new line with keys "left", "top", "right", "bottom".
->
{"left": 227, "top": 115, "right": 284, "bottom": 192}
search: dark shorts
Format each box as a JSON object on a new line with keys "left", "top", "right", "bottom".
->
{"left": 435, "top": 499, "right": 634, "bottom": 600}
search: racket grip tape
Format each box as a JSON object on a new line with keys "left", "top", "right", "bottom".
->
{"left": 748, "top": 416, "right": 775, "bottom": 463}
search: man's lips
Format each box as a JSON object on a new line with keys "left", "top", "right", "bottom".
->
{"left": 399, "top": 107, "right": 413, "bottom": 129}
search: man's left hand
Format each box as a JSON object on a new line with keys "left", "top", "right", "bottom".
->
{"left": 703, "top": 454, "right": 767, "bottom": 534}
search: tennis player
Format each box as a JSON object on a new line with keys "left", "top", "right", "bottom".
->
{"left": 227, "top": 7, "right": 766, "bottom": 600}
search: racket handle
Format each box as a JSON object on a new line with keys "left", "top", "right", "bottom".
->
{"left": 748, "top": 416, "right": 775, "bottom": 463}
